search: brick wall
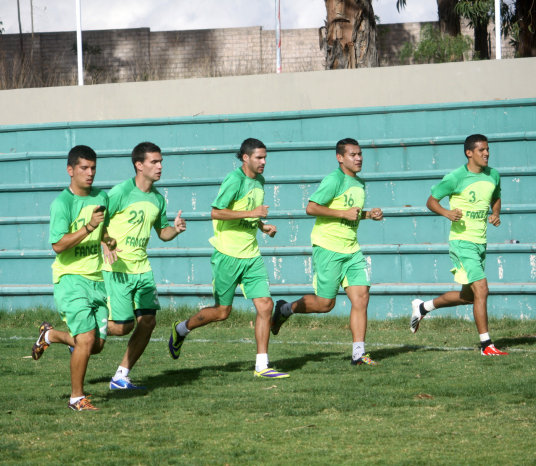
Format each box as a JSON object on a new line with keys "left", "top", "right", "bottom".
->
{"left": 0, "top": 21, "right": 515, "bottom": 89}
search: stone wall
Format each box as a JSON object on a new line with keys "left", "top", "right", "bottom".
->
{"left": 0, "top": 21, "right": 515, "bottom": 88}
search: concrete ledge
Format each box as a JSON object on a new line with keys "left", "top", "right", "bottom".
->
{"left": 1, "top": 58, "right": 535, "bottom": 126}
{"left": 1, "top": 242, "right": 534, "bottom": 259}
{"left": 1, "top": 203, "right": 534, "bottom": 225}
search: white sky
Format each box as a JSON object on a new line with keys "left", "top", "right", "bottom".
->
{"left": 1, "top": 0, "right": 437, "bottom": 34}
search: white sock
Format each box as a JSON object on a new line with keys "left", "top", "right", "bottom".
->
{"left": 281, "top": 302, "right": 293, "bottom": 317}
{"left": 176, "top": 320, "right": 190, "bottom": 337}
{"left": 423, "top": 300, "right": 436, "bottom": 312}
{"left": 44, "top": 330, "right": 51, "bottom": 345}
{"left": 479, "top": 332, "right": 491, "bottom": 343}
{"left": 255, "top": 353, "right": 269, "bottom": 372}
{"left": 352, "top": 342, "right": 365, "bottom": 360}
{"left": 70, "top": 395, "right": 84, "bottom": 404}
{"left": 113, "top": 366, "right": 130, "bottom": 381}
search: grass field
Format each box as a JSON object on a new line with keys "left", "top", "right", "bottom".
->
{"left": 1, "top": 308, "right": 535, "bottom": 465}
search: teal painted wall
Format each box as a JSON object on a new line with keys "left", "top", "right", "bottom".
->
{"left": 1, "top": 99, "right": 535, "bottom": 318}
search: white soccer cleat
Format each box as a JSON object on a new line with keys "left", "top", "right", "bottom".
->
{"left": 410, "top": 299, "right": 424, "bottom": 334}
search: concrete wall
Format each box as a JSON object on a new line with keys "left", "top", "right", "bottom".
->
{"left": 0, "top": 20, "right": 516, "bottom": 88}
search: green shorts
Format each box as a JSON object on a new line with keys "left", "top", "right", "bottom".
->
{"left": 211, "top": 250, "right": 270, "bottom": 306}
{"left": 103, "top": 270, "right": 160, "bottom": 323}
{"left": 53, "top": 274, "right": 108, "bottom": 339}
{"left": 312, "top": 246, "right": 370, "bottom": 299}
{"left": 449, "top": 240, "right": 487, "bottom": 284}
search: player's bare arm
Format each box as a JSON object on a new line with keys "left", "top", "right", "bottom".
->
{"left": 306, "top": 201, "right": 361, "bottom": 221}
{"left": 211, "top": 205, "right": 269, "bottom": 220}
{"left": 359, "top": 207, "right": 383, "bottom": 221}
{"left": 426, "top": 195, "right": 462, "bottom": 222}
{"left": 156, "top": 210, "right": 187, "bottom": 242}
{"left": 51, "top": 206, "right": 105, "bottom": 254}
{"left": 488, "top": 197, "right": 501, "bottom": 227}
{"left": 258, "top": 221, "right": 277, "bottom": 238}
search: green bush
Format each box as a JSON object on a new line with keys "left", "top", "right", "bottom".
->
{"left": 400, "top": 24, "right": 473, "bottom": 64}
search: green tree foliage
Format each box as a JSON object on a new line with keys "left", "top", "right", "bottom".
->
{"left": 400, "top": 23, "right": 473, "bottom": 64}
{"left": 455, "top": 0, "right": 517, "bottom": 58}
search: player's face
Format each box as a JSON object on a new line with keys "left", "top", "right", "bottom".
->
{"left": 466, "top": 141, "right": 489, "bottom": 170}
{"left": 243, "top": 148, "right": 267, "bottom": 177}
{"left": 67, "top": 158, "right": 96, "bottom": 192}
{"left": 137, "top": 151, "right": 163, "bottom": 182}
{"left": 337, "top": 144, "right": 363, "bottom": 176}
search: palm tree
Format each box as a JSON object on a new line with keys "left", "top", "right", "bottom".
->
{"left": 320, "top": 0, "right": 378, "bottom": 68}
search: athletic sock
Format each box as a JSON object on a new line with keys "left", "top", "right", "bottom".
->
{"left": 479, "top": 333, "right": 492, "bottom": 349}
{"left": 352, "top": 342, "right": 365, "bottom": 360}
{"left": 281, "top": 302, "right": 293, "bottom": 317}
{"left": 44, "top": 330, "right": 51, "bottom": 345}
{"left": 113, "top": 366, "right": 130, "bottom": 381}
{"left": 255, "top": 353, "right": 269, "bottom": 372}
{"left": 422, "top": 300, "right": 436, "bottom": 313}
{"left": 176, "top": 320, "right": 190, "bottom": 337}
{"left": 70, "top": 395, "right": 84, "bottom": 405}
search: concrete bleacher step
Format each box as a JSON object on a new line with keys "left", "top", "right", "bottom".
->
{"left": 2, "top": 165, "right": 535, "bottom": 215}
{"left": 1, "top": 242, "right": 533, "bottom": 285}
{"left": 1, "top": 98, "right": 535, "bottom": 317}
{"left": 1, "top": 204, "right": 534, "bottom": 250}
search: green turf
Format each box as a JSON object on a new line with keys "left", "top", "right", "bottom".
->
{"left": 1, "top": 308, "right": 535, "bottom": 465}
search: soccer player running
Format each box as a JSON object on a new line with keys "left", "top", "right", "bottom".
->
{"left": 32, "top": 145, "right": 118, "bottom": 411}
{"left": 410, "top": 134, "right": 508, "bottom": 356}
{"left": 103, "top": 142, "right": 187, "bottom": 389}
{"left": 169, "top": 138, "right": 289, "bottom": 379}
{"left": 271, "top": 138, "right": 383, "bottom": 366}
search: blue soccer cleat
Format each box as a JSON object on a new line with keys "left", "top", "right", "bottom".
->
{"left": 109, "top": 377, "right": 146, "bottom": 390}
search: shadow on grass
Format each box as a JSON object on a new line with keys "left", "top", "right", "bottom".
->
{"left": 271, "top": 351, "right": 340, "bottom": 371}
{"left": 493, "top": 335, "right": 536, "bottom": 347}
{"left": 365, "top": 345, "right": 424, "bottom": 362}
{"left": 89, "top": 351, "right": 341, "bottom": 393}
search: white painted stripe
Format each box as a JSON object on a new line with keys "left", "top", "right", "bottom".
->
{"left": 4, "top": 335, "right": 535, "bottom": 353}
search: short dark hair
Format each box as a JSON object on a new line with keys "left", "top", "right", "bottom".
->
{"left": 132, "top": 142, "right": 161, "bottom": 172}
{"left": 236, "top": 138, "right": 266, "bottom": 161}
{"left": 464, "top": 134, "right": 488, "bottom": 155}
{"left": 67, "top": 145, "right": 97, "bottom": 167}
{"left": 336, "top": 138, "right": 360, "bottom": 156}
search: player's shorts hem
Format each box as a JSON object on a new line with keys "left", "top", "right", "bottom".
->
{"left": 134, "top": 309, "right": 158, "bottom": 317}
{"left": 109, "top": 318, "right": 136, "bottom": 324}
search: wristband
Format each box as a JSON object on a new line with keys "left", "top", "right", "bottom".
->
{"left": 85, "top": 224, "right": 94, "bottom": 234}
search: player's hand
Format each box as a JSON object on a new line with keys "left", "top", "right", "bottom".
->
{"left": 251, "top": 205, "right": 269, "bottom": 218}
{"left": 341, "top": 207, "right": 361, "bottom": 221}
{"left": 446, "top": 208, "right": 463, "bottom": 222}
{"left": 261, "top": 223, "right": 277, "bottom": 238}
{"left": 488, "top": 214, "right": 501, "bottom": 227}
{"left": 102, "top": 240, "right": 121, "bottom": 265}
{"left": 370, "top": 208, "right": 383, "bottom": 221}
{"left": 89, "top": 206, "right": 105, "bottom": 228}
{"left": 174, "top": 210, "right": 187, "bottom": 234}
